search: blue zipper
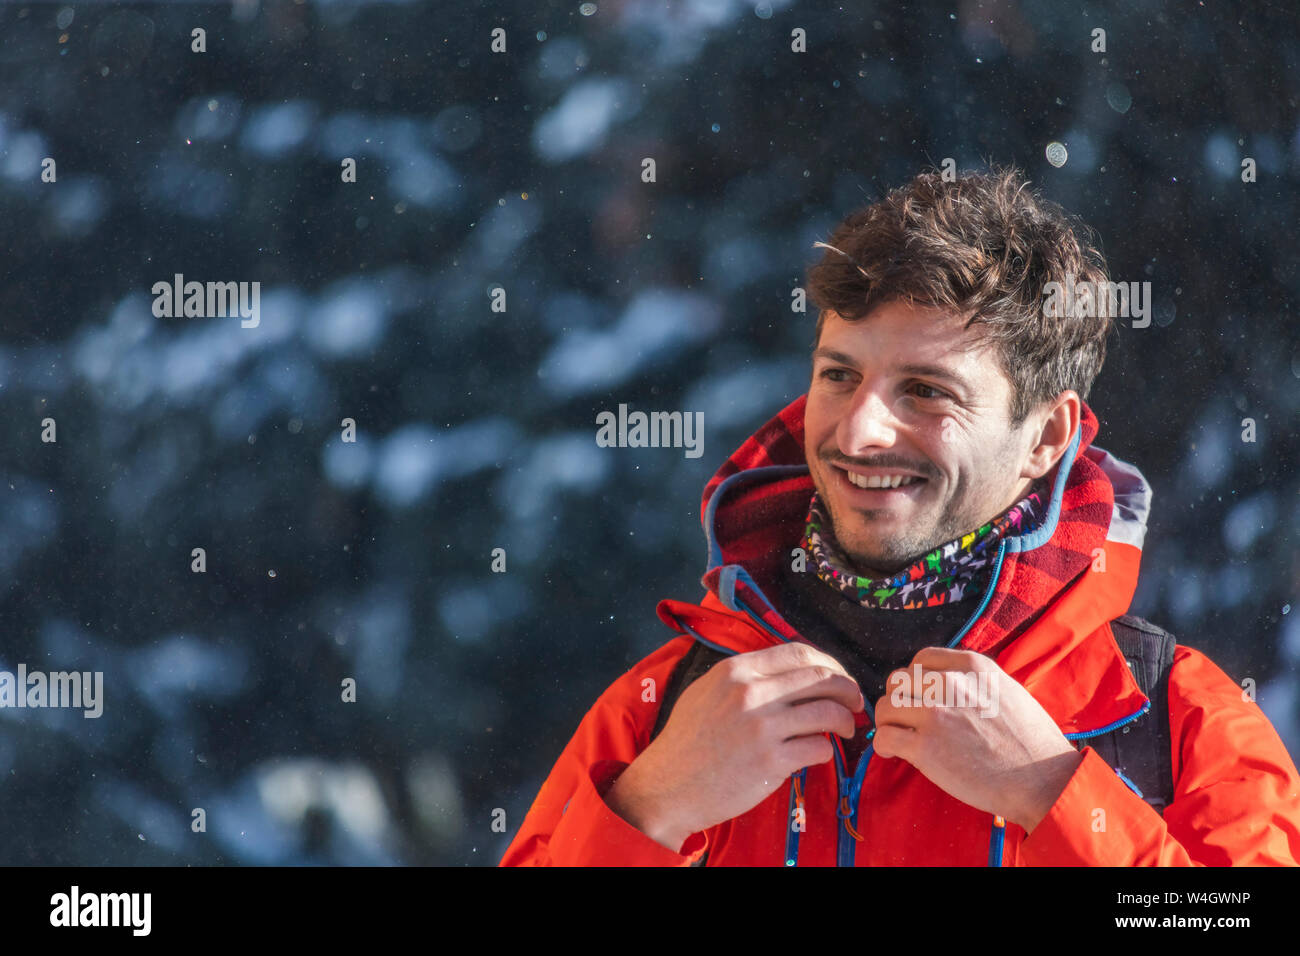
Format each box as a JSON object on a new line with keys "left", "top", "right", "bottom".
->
{"left": 988, "top": 817, "right": 1006, "bottom": 865}
{"left": 836, "top": 742, "right": 875, "bottom": 866}
{"left": 785, "top": 766, "right": 808, "bottom": 866}
{"left": 1066, "top": 701, "right": 1151, "bottom": 741}
{"left": 945, "top": 541, "right": 1008, "bottom": 649}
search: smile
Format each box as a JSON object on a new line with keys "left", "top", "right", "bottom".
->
{"left": 834, "top": 466, "right": 929, "bottom": 500}
{"left": 844, "top": 472, "right": 923, "bottom": 489}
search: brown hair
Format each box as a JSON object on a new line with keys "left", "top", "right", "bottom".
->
{"left": 805, "top": 163, "right": 1116, "bottom": 427}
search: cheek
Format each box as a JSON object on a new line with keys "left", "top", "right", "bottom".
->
{"left": 922, "top": 426, "right": 982, "bottom": 484}
{"left": 803, "top": 398, "right": 838, "bottom": 450}
{"left": 910, "top": 418, "right": 961, "bottom": 467}
{"left": 804, "top": 387, "right": 834, "bottom": 417}
{"left": 932, "top": 414, "right": 976, "bottom": 449}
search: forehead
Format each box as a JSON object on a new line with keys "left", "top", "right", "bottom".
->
{"left": 816, "top": 303, "right": 1005, "bottom": 385}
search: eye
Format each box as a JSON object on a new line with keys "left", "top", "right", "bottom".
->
{"left": 908, "top": 382, "right": 948, "bottom": 400}
{"left": 819, "top": 368, "right": 854, "bottom": 383}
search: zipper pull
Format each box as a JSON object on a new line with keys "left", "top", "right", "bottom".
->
{"left": 836, "top": 775, "right": 852, "bottom": 818}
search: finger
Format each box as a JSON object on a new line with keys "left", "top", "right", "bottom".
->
{"left": 873, "top": 691, "right": 922, "bottom": 732}
{"left": 886, "top": 656, "right": 986, "bottom": 710}
{"left": 763, "top": 665, "right": 864, "bottom": 714}
{"left": 781, "top": 733, "right": 836, "bottom": 770}
{"left": 871, "top": 723, "right": 918, "bottom": 762}
{"left": 779, "top": 698, "right": 857, "bottom": 742}
{"left": 883, "top": 665, "right": 924, "bottom": 708}
{"left": 740, "top": 640, "right": 855, "bottom": 682}
{"left": 909, "top": 646, "right": 988, "bottom": 673}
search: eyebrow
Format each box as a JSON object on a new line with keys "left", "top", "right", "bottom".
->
{"left": 897, "top": 362, "right": 972, "bottom": 391}
{"left": 812, "top": 348, "right": 972, "bottom": 391}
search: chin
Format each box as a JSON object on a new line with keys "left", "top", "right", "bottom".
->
{"left": 846, "top": 546, "right": 905, "bottom": 575}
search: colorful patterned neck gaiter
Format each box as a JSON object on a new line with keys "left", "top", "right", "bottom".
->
{"left": 803, "top": 478, "right": 1050, "bottom": 610}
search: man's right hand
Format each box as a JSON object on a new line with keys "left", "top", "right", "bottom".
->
{"left": 603, "top": 641, "right": 864, "bottom": 853}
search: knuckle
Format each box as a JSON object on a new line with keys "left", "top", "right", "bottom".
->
{"left": 734, "top": 650, "right": 762, "bottom": 674}
{"left": 723, "top": 656, "right": 753, "bottom": 685}
{"left": 783, "top": 643, "right": 805, "bottom": 668}
{"left": 736, "top": 680, "right": 766, "bottom": 712}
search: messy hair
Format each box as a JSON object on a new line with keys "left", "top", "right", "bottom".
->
{"left": 806, "top": 164, "right": 1116, "bottom": 427}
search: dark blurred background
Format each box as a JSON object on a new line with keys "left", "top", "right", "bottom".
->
{"left": 0, "top": 0, "right": 1295, "bottom": 865}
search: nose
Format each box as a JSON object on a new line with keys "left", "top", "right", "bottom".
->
{"left": 836, "top": 383, "right": 899, "bottom": 456}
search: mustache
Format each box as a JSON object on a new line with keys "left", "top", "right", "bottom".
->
{"left": 821, "top": 451, "right": 934, "bottom": 478}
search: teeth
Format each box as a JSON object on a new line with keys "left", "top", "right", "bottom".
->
{"left": 847, "top": 472, "right": 919, "bottom": 489}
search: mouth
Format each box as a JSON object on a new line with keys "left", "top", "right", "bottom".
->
{"left": 833, "top": 465, "right": 928, "bottom": 502}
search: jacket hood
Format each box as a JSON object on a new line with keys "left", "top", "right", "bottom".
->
{"left": 657, "top": 392, "right": 1156, "bottom": 736}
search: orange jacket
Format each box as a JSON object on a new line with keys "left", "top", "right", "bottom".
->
{"left": 499, "top": 396, "right": 1300, "bottom": 866}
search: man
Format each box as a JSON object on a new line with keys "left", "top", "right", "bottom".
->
{"left": 498, "top": 166, "right": 1300, "bottom": 866}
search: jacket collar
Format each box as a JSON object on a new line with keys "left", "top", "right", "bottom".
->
{"left": 657, "top": 394, "right": 1156, "bottom": 736}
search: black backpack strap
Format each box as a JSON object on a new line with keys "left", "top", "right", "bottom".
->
{"left": 647, "top": 639, "right": 731, "bottom": 866}
{"left": 1081, "top": 614, "right": 1177, "bottom": 814}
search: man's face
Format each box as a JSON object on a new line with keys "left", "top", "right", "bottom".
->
{"left": 804, "top": 302, "right": 1044, "bottom": 578}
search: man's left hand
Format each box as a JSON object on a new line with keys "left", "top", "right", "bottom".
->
{"left": 872, "top": 646, "right": 1084, "bottom": 832}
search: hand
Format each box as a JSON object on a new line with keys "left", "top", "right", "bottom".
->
{"left": 871, "top": 647, "right": 1083, "bottom": 832}
{"left": 605, "top": 641, "right": 864, "bottom": 852}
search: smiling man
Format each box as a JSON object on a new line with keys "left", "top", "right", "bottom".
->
{"left": 806, "top": 301, "right": 1070, "bottom": 581}
{"left": 500, "top": 165, "right": 1300, "bottom": 866}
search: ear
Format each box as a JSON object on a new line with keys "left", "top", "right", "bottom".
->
{"left": 1020, "top": 391, "right": 1081, "bottom": 480}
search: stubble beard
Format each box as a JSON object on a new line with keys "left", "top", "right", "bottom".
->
{"left": 816, "top": 474, "right": 970, "bottom": 579}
